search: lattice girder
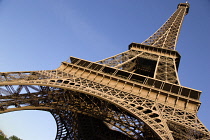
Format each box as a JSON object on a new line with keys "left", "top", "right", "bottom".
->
{"left": 96, "top": 50, "right": 140, "bottom": 68}
{"left": 0, "top": 71, "right": 173, "bottom": 139}
{"left": 0, "top": 86, "right": 153, "bottom": 139}
{"left": 0, "top": 58, "right": 209, "bottom": 139}
{"left": 51, "top": 110, "right": 76, "bottom": 140}
{"left": 0, "top": 86, "right": 160, "bottom": 139}
{"left": 96, "top": 43, "right": 181, "bottom": 84}
{"left": 0, "top": 88, "right": 168, "bottom": 139}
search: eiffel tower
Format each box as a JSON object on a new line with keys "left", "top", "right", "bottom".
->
{"left": 0, "top": 2, "right": 209, "bottom": 140}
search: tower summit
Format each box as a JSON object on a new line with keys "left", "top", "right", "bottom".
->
{"left": 0, "top": 2, "right": 209, "bottom": 140}
{"left": 178, "top": 2, "right": 190, "bottom": 15}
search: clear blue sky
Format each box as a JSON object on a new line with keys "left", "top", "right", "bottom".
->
{"left": 0, "top": 0, "right": 209, "bottom": 140}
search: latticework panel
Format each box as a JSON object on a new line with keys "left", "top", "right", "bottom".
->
{"left": 51, "top": 110, "right": 79, "bottom": 140}
{"left": 0, "top": 71, "right": 172, "bottom": 139}
{"left": 0, "top": 68, "right": 209, "bottom": 139}
{"left": 96, "top": 48, "right": 179, "bottom": 84}
{"left": 0, "top": 84, "right": 160, "bottom": 139}
{"left": 155, "top": 56, "right": 179, "bottom": 84}
{"left": 96, "top": 50, "right": 140, "bottom": 68}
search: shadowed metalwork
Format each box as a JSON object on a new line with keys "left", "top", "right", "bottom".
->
{"left": 0, "top": 2, "right": 209, "bottom": 140}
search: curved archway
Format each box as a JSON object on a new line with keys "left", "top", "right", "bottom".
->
{"left": 0, "top": 78, "right": 170, "bottom": 139}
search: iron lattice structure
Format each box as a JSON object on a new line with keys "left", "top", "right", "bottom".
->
{"left": 0, "top": 2, "right": 209, "bottom": 140}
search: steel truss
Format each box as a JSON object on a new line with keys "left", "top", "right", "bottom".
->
{"left": 0, "top": 68, "right": 209, "bottom": 139}
{"left": 0, "top": 2, "right": 209, "bottom": 140}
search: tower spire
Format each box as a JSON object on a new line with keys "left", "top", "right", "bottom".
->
{"left": 141, "top": 3, "right": 190, "bottom": 50}
{"left": 97, "top": 3, "right": 190, "bottom": 84}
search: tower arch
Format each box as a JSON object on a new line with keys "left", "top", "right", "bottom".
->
{"left": 0, "top": 80, "right": 171, "bottom": 139}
